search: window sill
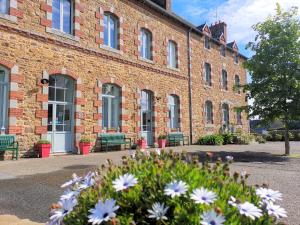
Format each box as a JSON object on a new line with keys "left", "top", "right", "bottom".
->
{"left": 205, "top": 124, "right": 215, "bottom": 128}
{"left": 139, "top": 57, "right": 154, "bottom": 64}
{"left": 234, "top": 62, "right": 239, "bottom": 65}
{"left": 204, "top": 47, "right": 211, "bottom": 52}
{"left": 100, "top": 45, "right": 123, "bottom": 55}
{"left": 0, "top": 13, "right": 17, "bottom": 23}
{"left": 221, "top": 89, "right": 229, "bottom": 92}
{"left": 204, "top": 84, "right": 213, "bottom": 89}
{"left": 236, "top": 124, "right": 243, "bottom": 128}
{"left": 167, "top": 66, "right": 180, "bottom": 72}
{"left": 46, "top": 28, "right": 79, "bottom": 42}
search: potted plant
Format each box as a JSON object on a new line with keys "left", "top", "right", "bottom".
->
{"left": 158, "top": 134, "right": 167, "bottom": 148}
{"left": 137, "top": 137, "right": 147, "bottom": 149}
{"left": 79, "top": 138, "right": 92, "bottom": 155}
{"left": 36, "top": 140, "right": 51, "bottom": 158}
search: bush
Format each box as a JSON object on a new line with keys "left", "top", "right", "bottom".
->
{"left": 255, "top": 135, "right": 266, "bottom": 144}
{"left": 37, "top": 139, "right": 51, "bottom": 145}
{"left": 47, "top": 150, "right": 282, "bottom": 225}
{"left": 198, "top": 135, "right": 224, "bottom": 145}
{"left": 222, "top": 133, "right": 234, "bottom": 145}
{"left": 232, "top": 133, "right": 254, "bottom": 145}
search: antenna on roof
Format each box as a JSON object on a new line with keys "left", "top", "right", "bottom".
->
{"left": 215, "top": 7, "right": 218, "bottom": 21}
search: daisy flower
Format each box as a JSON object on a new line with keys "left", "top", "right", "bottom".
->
{"left": 47, "top": 198, "right": 77, "bottom": 225}
{"left": 60, "top": 189, "right": 80, "bottom": 201}
{"left": 256, "top": 188, "right": 282, "bottom": 203}
{"left": 228, "top": 196, "right": 237, "bottom": 207}
{"left": 237, "top": 202, "right": 262, "bottom": 220}
{"left": 155, "top": 148, "right": 161, "bottom": 156}
{"left": 148, "top": 202, "right": 169, "bottom": 221}
{"left": 112, "top": 173, "right": 138, "bottom": 192}
{"left": 78, "top": 171, "right": 96, "bottom": 190}
{"left": 226, "top": 156, "right": 234, "bottom": 161}
{"left": 266, "top": 202, "right": 287, "bottom": 219}
{"left": 200, "top": 210, "right": 225, "bottom": 225}
{"left": 61, "top": 173, "right": 82, "bottom": 189}
{"left": 164, "top": 180, "right": 188, "bottom": 198}
{"left": 191, "top": 188, "right": 217, "bottom": 205}
{"left": 88, "top": 199, "right": 119, "bottom": 225}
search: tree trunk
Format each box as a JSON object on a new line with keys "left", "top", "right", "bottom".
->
{"left": 284, "top": 122, "right": 290, "bottom": 155}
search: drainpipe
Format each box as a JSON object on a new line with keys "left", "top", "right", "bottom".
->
{"left": 187, "top": 28, "right": 193, "bottom": 144}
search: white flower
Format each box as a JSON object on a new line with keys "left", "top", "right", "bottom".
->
{"left": 241, "top": 170, "right": 247, "bottom": 179}
{"left": 148, "top": 202, "right": 169, "bottom": 221}
{"left": 78, "top": 171, "right": 96, "bottom": 190}
{"left": 164, "top": 180, "right": 188, "bottom": 198}
{"left": 266, "top": 202, "right": 287, "bottom": 219}
{"left": 226, "top": 156, "right": 234, "bottom": 161}
{"left": 60, "top": 189, "right": 80, "bottom": 201}
{"left": 228, "top": 196, "right": 237, "bottom": 207}
{"left": 112, "top": 173, "right": 138, "bottom": 192}
{"left": 190, "top": 188, "right": 217, "bottom": 205}
{"left": 129, "top": 150, "right": 136, "bottom": 159}
{"left": 88, "top": 199, "right": 119, "bottom": 225}
{"left": 200, "top": 210, "right": 225, "bottom": 225}
{"left": 61, "top": 173, "right": 82, "bottom": 188}
{"left": 47, "top": 198, "right": 77, "bottom": 225}
{"left": 256, "top": 188, "right": 282, "bottom": 203}
{"left": 155, "top": 148, "right": 161, "bottom": 155}
{"left": 237, "top": 202, "right": 262, "bottom": 220}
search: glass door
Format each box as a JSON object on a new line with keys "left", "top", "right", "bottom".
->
{"left": 140, "top": 90, "right": 153, "bottom": 146}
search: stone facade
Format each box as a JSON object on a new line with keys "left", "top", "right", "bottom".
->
{"left": 0, "top": 0, "right": 249, "bottom": 156}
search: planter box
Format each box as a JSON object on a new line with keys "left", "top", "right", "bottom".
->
{"left": 158, "top": 139, "right": 166, "bottom": 148}
{"left": 79, "top": 142, "right": 91, "bottom": 155}
{"left": 38, "top": 144, "right": 51, "bottom": 158}
{"left": 138, "top": 139, "right": 147, "bottom": 149}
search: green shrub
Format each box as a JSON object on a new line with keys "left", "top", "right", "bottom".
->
{"left": 37, "top": 139, "right": 51, "bottom": 145}
{"left": 274, "top": 133, "right": 283, "bottom": 141}
{"left": 47, "top": 150, "right": 279, "bottom": 225}
{"left": 293, "top": 131, "right": 300, "bottom": 141}
{"left": 232, "top": 133, "right": 254, "bottom": 145}
{"left": 255, "top": 135, "right": 266, "bottom": 144}
{"left": 222, "top": 133, "right": 234, "bottom": 145}
{"left": 80, "top": 137, "right": 93, "bottom": 143}
{"left": 198, "top": 135, "right": 224, "bottom": 145}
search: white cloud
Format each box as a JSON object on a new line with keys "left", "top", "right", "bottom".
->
{"left": 206, "top": 0, "right": 300, "bottom": 46}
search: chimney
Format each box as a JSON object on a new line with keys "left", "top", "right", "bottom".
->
{"left": 165, "top": 0, "right": 172, "bottom": 11}
{"left": 151, "top": 0, "right": 172, "bottom": 11}
{"left": 209, "top": 21, "right": 227, "bottom": 42}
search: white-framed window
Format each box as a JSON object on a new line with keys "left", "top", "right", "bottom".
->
{"left": 234, "top": 54, "right": 239, "bottom": 64}
{"left": 222, "top": 69, "right": 228, "bottom": 90}
{"left": 204, "top": 63, "right": 212, "bottom": 86}
{"left": 52, "top": 0, "right": 73, "bottom": 34}
{"left": 205, "top": 101, "right": 213, "bottom": 124}
{"left": 140, "top": 28, "right": 152, "bottom": 60}
{"left": 0, "top": 0, "right": 9, "bottom": 14}
{"left": 168, "top": 40, "right": 178, "bottom": 68}
{"left": 236, "top": 111, "right": 242, "bottom": 125}
{"left": 220, "top": 45, "right": 226, "bottom": 57}
{"left": 104, "top": 13, "right": 119, "bottom": 49}
{"left": 0, "top": 66, "right": 9, "bottom": 133}
{"left": 204, "top": 36, "right": 211, "bottom": 49}
{"left": 222, "top": 103, "right": 230, "bottom": 125}
{"left": 102, "top": 84, "right": 121, "bottom": 130}
{"left": 235, "top": 75, "right": 241, "bottom": 94}
{"left": 168, "top": 95, "right": 179, "bottom": 129}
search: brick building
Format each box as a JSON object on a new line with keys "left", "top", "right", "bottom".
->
{"left": 0, "top": 0, "right": 249, "bottom": 156}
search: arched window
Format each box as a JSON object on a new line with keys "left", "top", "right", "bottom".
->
{"left": 205, "top": 101, "right": 213, "bottom": 124}
{"left": 222, "top": 69, "right": 228, "bottom": 90}
{"left": 168, "top": 95, "right": 179, "bottom": 129}
{"left": 235, "top": 75, "right": 240, "bottom": 94}
{"left": 140, "top": 28, "right": 152, "bottom": 60}
{"left": 0, "top": 66, "right": 8, "bottom": 133}
{"left": 52, "top": 0, "right": 73, "bottom": 34}
{"left": 168, "top": 41, "right": 178, "bottom": 68}
{"left": 102, "top": 84, "right": 121, "bottom": 130}
{"left": 0, "top": 0, "right": 9, "bottom": 14}
{"left": 104, "top": 13, "right": 119, "bottom": 49}
{"left": 222, "top": 103, "right": 230, "bottom": 125}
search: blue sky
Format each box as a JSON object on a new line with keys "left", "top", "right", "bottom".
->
{"left": 172, "top": 0, "right": 300, "bottom": 58}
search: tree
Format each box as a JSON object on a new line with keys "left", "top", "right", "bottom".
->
{"left": 244, "top": 4, "right": 300, "bottom": 155}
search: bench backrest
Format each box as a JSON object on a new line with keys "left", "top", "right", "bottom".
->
{"left": 168, "top": 133, "right": 184, "bottom": 139}
{"left": 99, "top": 133, "right": 126, "bottom": 141}
{"left": 0, "top": 135, "right": 15, "bottom": 148}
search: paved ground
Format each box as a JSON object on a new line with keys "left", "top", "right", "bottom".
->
{"left": 0, "top": 142, "right": 299, "bottom": 225}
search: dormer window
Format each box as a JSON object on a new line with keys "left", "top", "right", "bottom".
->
{"left": 204, "top": 36, "right": 211, "bottom": 49}
{"left": 220, "top": 45, "right": 226, "bottom": 57}
{"left": 52, "top": 0, "right": 73, "bottom": 34}
{"left": 0, "top": 0, "right": 9, "bottom": 14}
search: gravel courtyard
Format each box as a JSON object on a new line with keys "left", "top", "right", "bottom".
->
{"left": 0, "top": 142, "right": 299, "bottom": 225}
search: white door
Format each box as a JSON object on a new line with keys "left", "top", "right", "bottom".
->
{"left": 140, "top": 90, "right": 153, "bottom": 146}
{"left": 47, "top": 75, "right": 74, "bottom": 153}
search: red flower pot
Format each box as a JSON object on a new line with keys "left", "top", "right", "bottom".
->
{"left": 158, "top": 139, "right": 166, "bottom": 148}
{"left": 79, "top": 142, "right": 91, "bottom": 155}
{"left": 138, "top": 139, "right": 147, "bottom": 149}
{"left": 38, "top": 144, "right": 51, "bottom": 158}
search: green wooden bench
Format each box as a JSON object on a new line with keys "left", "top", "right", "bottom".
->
{"left": 98, "top": 133, "right": 131, "bottom": 152}
{"left": 0, "top": 135, "right": 19, "bottom": 160}
{"left": 167, "top": 133, "right": 190, "bottom": 147}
